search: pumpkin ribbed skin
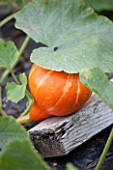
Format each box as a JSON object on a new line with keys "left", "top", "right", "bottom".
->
{"left": 28, "top": 64, "right": 92, "bottom": 121}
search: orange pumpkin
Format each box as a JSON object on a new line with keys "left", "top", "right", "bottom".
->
{"left": 28, "top": 64, "right": 92, "bottom": 122}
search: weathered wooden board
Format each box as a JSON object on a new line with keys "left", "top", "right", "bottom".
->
{"left": 29, "top": 93, "right": 113, "bottom": 158}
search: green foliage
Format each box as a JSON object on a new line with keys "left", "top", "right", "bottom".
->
{"left": 0, "top": 39, "right": 18, "bottom": 70}
{"left": 0, "top": 116, "right": 30, "bottom": 154}
{"left": 15, "top": 0, "right": 113, "bottom": 73}
{"left": 1, "top": 0, "right": 113, "bottom": 169}
{"left": 0, "top": 140, "right": 52, "bottom": 170}
{"left": 0, "top": 116, "right": 52, "bottom": 170}
{"left": 0, "top": 117, "right": 78, "bottom": 170}
{"left": 6, "top": 73, "right": 27, "bottom": 103}
{"left": 80, "top": 68, "right": 113, "bottom": 110}
{"left": 66, "top": 163, "right": 79, "bottom": 170}
{"left": 85, "top": 0, "right": 113, "bottom": 11}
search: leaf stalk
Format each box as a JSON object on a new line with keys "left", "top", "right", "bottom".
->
{"left": 10, "top": 70, "right": 20, "bottom": 84}
{"left": 0, "top": 13, "right": 16, "bottom": 28}
{"left": 0, "top": 86, "right": 7, "bottom": 116}
{"left": 0, "top": 36, "right": 30, "bottom": 85}
{"left": 17, "top": 36, "right": 30, "bottom": 60}
{"left": 11, "top": 70, "right": 33, "bottom": 100}
{"left": 95, "top": 127, "right": 113, "bottom": 170}
{"left": 0, "top": 36, "right": 30, "bottom": 117}
{"left": 11, "top": 70, "right": 33, "bottom": 117}
{"left": 0, "top": 69, "right": 10, "bottom": 85}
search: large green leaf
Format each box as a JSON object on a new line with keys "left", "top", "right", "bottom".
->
{"left": 0, "top": 116, "right": 52, "bottom": 170}
{"left": 0, "top": 116, "right": 30, "bottom": 154}
{"left": 0, "top": 141, "right": 52, "bottom": 170}
{"left": 0, "top": 39, "right": 19, "bottom": 70}
{"left": 15, "top": 0, "right": 113, "bottom": 73}
{"left": 6, "top": 73, "right": 27, "bottom": 103}
{"left": 85, "top": 0, "right": 113, "bottom": 11}
{"left": 80, "top": 67, "right": 113, "bottom": 110}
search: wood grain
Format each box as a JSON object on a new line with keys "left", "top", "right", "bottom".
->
{"left": 29, "top": 93, "right": 113, "bottom": 158}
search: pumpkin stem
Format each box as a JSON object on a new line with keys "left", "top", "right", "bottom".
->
{"left": 16, "top": 114, "right": 31, "bottom": 124}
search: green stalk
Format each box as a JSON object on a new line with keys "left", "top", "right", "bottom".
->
{"left": 19, "top": 97, "right": 33, "bottom": 117}
{"left": 95, "top": 127, "right": 113, "bottom": 170}
{"left": 10, "top": 70, "right": 20, "bottom": 84}
{"left": 0, "top": 36, "right": 30, "bottom": 85}
{"left": 0, "top": 86, "right": 7, "bottom": 116}
{"left": 0, "top": 69, "right": 10, "bottom": 85}
{"left": 11, "top": 70, "right": 33, "bottom": 100}
{"left": 0, "top": 108, "right": 7, "bottom": 117}
{"left": 17, "top": 36, "right": 30, "bottom": 60}
{"left": 0, "top": 13, "right": 16, "bottom": 28}
{"left": 0, "top": 86, "right": 2, "bottom": 110}
{"left": 0, "top": 36, "right": 30, "bottom": 117}
{"left": 0, "top": 13, "right": 16, "bottom": 84}
{"left": 11, "top": 70, "right": 33, "bottom": 117}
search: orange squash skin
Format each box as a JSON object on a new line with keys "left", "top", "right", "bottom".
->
{"left": 28, "top": 64, "right": 92, "bottom": 121}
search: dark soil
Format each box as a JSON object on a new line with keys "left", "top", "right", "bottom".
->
{"left": 0, "top": 11, "right": 113, "bottom": 170}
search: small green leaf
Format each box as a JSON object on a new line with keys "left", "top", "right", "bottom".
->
{"left": 66, "top": 163, "right": 79, "bottom": 170}
{"left": 15, "top": 0, "right": 113, "bottom": 73}
{"left": 85, "top": 0, "right": 113, "bottom": 11}
{"left": 0, "top": 116, "right": 52, "bottom": 170}
{"left": 6, "top": 73, "right": 27, "bottom": 103}
{"left": 0, "top": 116, "right": 30, "bottom": 154}
{"left": 80, "top": 68, "right": 113, "bottom": 110}
{"left": 0, "top": 39, "right": 18, "bottom": 69}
